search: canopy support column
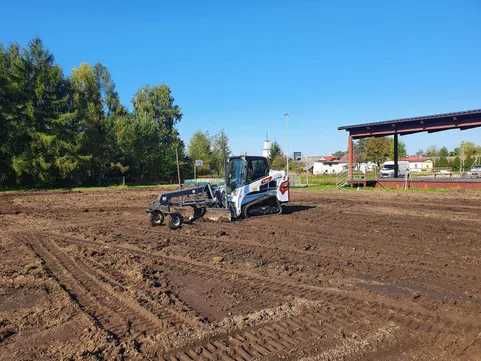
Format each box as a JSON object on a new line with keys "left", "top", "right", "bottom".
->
{"left": 348, "top": 135, "right": 353, "bottom": 180}
{"left": 394, "top": 133, "right": 399, "bottom": 178}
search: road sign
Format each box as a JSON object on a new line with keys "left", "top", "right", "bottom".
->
{"left": 195, "top": 160, "right": 203, "bottom": 167}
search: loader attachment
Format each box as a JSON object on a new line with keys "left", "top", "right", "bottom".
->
{"left": 203, "top": 208, "right": 232, "bottom": 222}
{"left": 147, "top": 183, "right": 230, "bottom": 228}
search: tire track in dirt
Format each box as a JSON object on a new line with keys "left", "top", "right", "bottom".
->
{"left": 296, "top": 323, "right": 400, "bottom": 361}
{"left": 49, "top": 231, "right": 481, "bottom": 342}
{"left": 58, "top": 208, "right": 466, "bottom": 280}
{"left": 292, "top": 193, "right": 481, "bottom": 213}
{"left": 236, "top": 216, "right": 476, "bottom": 262}
{"left": 159, "top": 311, "right": 357, "bottom": 361}
{"left": 64, "top": 216, "right": 481, "bottom": 294}
{"left": 121, "top": 224, "right": 481, "bottom": 290}
{"left": 80, "top": 255, "right": 206, "bottom": 329}
{"left": 230, "top": 214, "right": 481, "bottom": 268}
{"left": 6, "top": 190, "right": 481, "bottom": 360}
{"left": 49, "top": 209, "right": 480, "bottom": 280}
{"left": 21, "top": 233, "right": 183, "bottom": 339}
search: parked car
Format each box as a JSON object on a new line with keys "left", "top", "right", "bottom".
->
{"left": 380, "top": 161, "right": 410, "bottom": 178}
{"left": 469, "top": 165, "right": 481, "bottom": 178}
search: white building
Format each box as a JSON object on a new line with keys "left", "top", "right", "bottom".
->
{"left": 401, "top": 156, "right": 434, "bottom": 173}
{"left": 312, "top": 155, "right": 376, "bottom": 175}
{"left": 299, "top": 155, "right": 323, "bottom": 172}
{"left": 262, "top": 140, "right": 272, "bottom": 158}
{"left": 312, "top": 155, "right": 347, "bottom": 175}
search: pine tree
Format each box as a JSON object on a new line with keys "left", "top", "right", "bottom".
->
{"left": 1, "top": 38, "right": 189, "bottom": 188}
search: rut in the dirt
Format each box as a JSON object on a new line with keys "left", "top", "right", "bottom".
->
{"left": 25, "top": 236, "right": 182, "bottom": 339}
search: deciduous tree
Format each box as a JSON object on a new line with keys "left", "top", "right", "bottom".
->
{"left": 356, "top": 137, "right": 406, "bottom": 165}
{"left": 211, "top": 130, "right": 231, "bottom": 176}
{"left": 188, "top": 131, "right": 211, "bottom": 175}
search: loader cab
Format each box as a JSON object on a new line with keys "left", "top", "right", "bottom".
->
{"left": 227, "top": 156, "right": 269, "bottom": 191}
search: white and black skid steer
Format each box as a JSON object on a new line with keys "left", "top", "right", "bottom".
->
{"left": 146, "top": 156, "right": 289, "bottom": 229}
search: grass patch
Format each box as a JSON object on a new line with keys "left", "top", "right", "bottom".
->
{"left": 0, "top": 183, "right": 178, "bottom": 194}
{"left": 74, "top": 184, "right": 178, "bottom": 192}
{"left": 294, "top": 174, "right": 338, "bottom": 186}
{"left": 295, "top": 184, "right": 338, "bottom": 192}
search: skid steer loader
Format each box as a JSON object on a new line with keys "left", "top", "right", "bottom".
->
{"left": 146, "top": 155, "right": 289, "bottom": 229}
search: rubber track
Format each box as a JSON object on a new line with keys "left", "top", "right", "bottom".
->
{"left": 27, "top": 236, "right": 180, "bottom": 338}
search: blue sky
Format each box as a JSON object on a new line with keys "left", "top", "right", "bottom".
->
{"left": 2, "top": 1, "right": 481, "bottom": 156}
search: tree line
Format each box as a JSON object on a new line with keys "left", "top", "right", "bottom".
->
{"left": 0, "top": 39, "right": 191, "bottom": 188}
{"left": 187, "top": 130, "right": 231, "bottom": 176}
{"left": 335, "top": 137, "right": 481, "bottom": 171}
{"left": 418, "top": 142, "right": 481, "bottom": 170}
{"left": 186, "top": 133, "right": 293, "bottom": 176}
{"left": 354, "top": 137, "right": 407, "bottom": 165}
{"left": 329, "top": 137, "right": 408, "bottom": 165}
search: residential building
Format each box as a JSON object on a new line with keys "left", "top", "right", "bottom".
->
{"left": 401, "top": 156, "right": 434, "bottom": 172}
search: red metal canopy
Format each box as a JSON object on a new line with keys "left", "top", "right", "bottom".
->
{"left": 339, "top": 108, "right": 481, "bottom": 180}
{"left": 338, "top": 109, "right": 481, "bottom": 139}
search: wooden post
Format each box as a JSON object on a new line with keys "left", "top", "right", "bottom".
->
{"left": 348, "top": 135, "right": 354, "bottom": 181}
{"left": 175, "top": 147, "right": 182, "bottom": 189}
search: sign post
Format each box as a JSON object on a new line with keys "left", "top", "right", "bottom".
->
{"left": 284, "top": 113, "right": 289, "bottom": 177}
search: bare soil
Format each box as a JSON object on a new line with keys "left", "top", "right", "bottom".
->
{"left": 1, "top": 187, "right": 481, "bottom": 360}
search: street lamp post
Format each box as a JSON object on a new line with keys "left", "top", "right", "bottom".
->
{"left": 284, "top": 113, "right": 289, "bottom": 177}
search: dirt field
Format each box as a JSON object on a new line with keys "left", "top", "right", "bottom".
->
{"left": 1, "top": 187, "right": 481, "bottom": 360}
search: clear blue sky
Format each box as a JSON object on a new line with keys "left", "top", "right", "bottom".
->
{"left": 2, "top": 1, "right": 481, "bottom": 156}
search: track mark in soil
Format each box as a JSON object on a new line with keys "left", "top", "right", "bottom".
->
{"left": 160, "top": 310, "right": 333, "bottom": 360}
{"left": 297, "top": 323, "right": 400, "bottom": 361}
{"left": 22, "top": 234, "right": 181, "bottom": 339}
{"left": 80, "top": 254, "right": 206, "bottom": 329}
{"left": 158, "top": 307, "right": 404, "bottom": 361}
{"left": 52, "top": 232, "right": 481, "bottom": 343}
{"left": 0, "top": 327, "right": 16, "bottom": 344}
{"left": 121, "top": 224, "right": 481, "bottom": 288}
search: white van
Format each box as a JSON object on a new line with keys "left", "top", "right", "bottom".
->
{"left": 469, "top": 165, "right": 481, "bottom": 178}
{"left": 380, "top": 161, "right": 409, "bottom": 178}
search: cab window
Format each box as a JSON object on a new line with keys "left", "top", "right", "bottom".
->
{"left": 247, "top": 158, "right": 268, "bottom": 183}
{"left": 228, "top": 158, "right": 246, "bottom": 190}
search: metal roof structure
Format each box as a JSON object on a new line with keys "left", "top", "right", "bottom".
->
{"left": 338, "top": 109, "right": 481, "bottom": 139}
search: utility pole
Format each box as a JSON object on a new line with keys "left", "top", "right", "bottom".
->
{"left": 175, "top": 147, "right": 182, "bottom": 189}
{"left": 460, "top": 142, "right": 465, "bottom": 174}
{"left": 284, "top": 113, "right": 289, "bottom": 177}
